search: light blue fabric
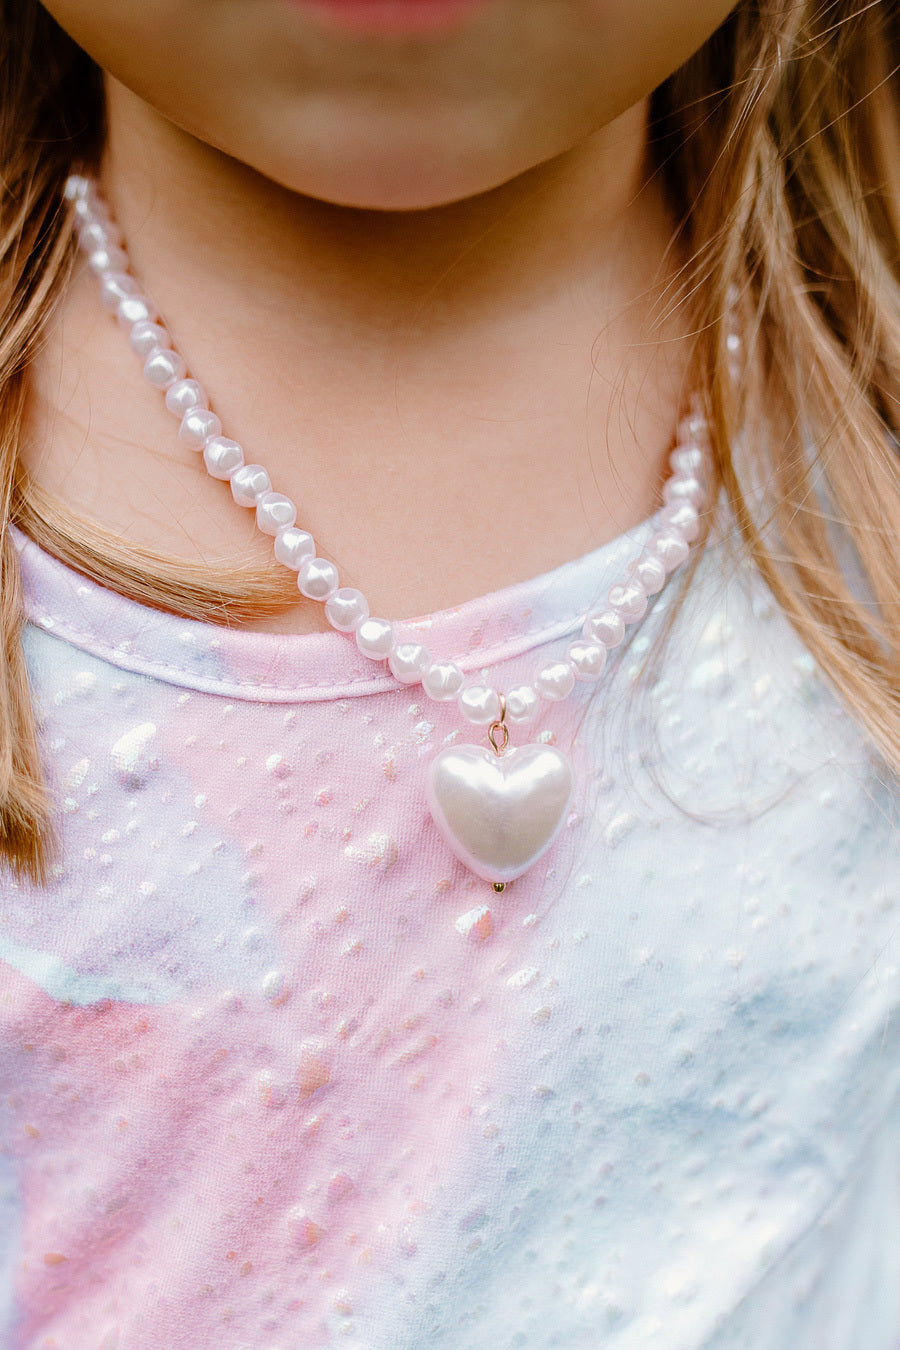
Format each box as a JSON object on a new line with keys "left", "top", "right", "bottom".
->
{"left": 1, "top": 524, "right": 897, "bottom": 1349}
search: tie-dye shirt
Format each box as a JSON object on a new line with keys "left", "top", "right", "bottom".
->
{"left": 1, "top": 520, "right": 898, "bottom": 1350}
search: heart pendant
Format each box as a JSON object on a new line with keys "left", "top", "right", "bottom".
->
{"left": 426, "top": 742, "right": 575, "bottom": 885}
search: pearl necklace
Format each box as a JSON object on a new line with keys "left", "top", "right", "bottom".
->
{"left": 63, "top": 172, "right": 707, "bottom": 893}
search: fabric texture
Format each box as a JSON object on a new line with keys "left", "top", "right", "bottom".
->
{"left": 1, "top": 519, "right": 898, "bottom": 1350}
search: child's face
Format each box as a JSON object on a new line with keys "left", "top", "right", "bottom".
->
{"left": 43, "top": 0, "right": 737, "bottom": 208}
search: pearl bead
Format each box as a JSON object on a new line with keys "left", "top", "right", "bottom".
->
{"left": 506, "top": 685, "right": 540, "bottom": 723}
{"left": 677, "top": 412, "right": 707, "bottom": 445}
{"left": 534, "top": 660, "right": 576, "bottom": 701}
{"left": 422, "top": 661, "right": 465, "bottom": 702}
{"left": 88, "top": 245, "right": 128, "bottom": 276}
{"left": 274, "top": 527, "right": 316, "bottom": 570}
{"left": 388, "top": 641, "right": 431, "bottom": 684}
{"left": 229, "top": 464, "right": 272, "bottom": 507}
{"left": 659, "top": 500, "right": 700, "bottom": 542}
{"left": 203, "top": 436, "right": 244, "bottom": 480}
{"left": 64, "top": 174, "right": 90, "bottom": 200}
{"left": 458, "top": 685, "right": 501, "bottom": 725}
{"left": 179, "top": 408, "right": 222, "bottom": 450}
{"left": 297, "top": 557, "right": 339, "bottom": 601}
{"left": 630, "top": 553, "right": 667, "bottom": 596}
{"left": 99, "top": 272, "right": 138, "bottom": 312}
{"left": 566, "top": 640, "right": 607, "bottom": 681}
{"left": 79, "top": 220, "right": 121, "bottom": 253}
{"left": 651, "top": 530, "right": 690, "bottom": 572}
{"left": 165, "top": 379, "right": 208, "bottom": 418}
{"left": 256, "top": 492, "right": 296, "bottom": 534}
{"left": 117, "top": 295, "right": 157, "bottom": 328}
{"left": 325, "top": 588, "right": 369, "bottom": 632}
{"left": 67, "top": 172, "right": 93, "bottom": 197}
{"left": 143, "top": 347, "right": 186, "bottom": 391}
{"left": 129, "top": 321, "right": 170, "bottom": 359}
{"left": 72, "top": 193, "right": 100, "bottom": 223}
{"left": 608, "top": 580, "right": 648, "bottom": 624}
{"left": 583, "top": 609, "right": 625, "bottom": 648}
{"left": 356, "top": 617, "right": 395, "bottom": 661}
{"left": 85, "top": 213, "right": 119, "bottom": 238}
{"left": 670, "top": 445, "right": 705, "bottom": 477}
{"left": 71, "top": 181, "right": 104, "bottom": 211}
{"left": 663, "top": 475, "right": 704, "bottom": 507}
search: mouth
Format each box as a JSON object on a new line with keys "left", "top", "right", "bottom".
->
{"left": 285, "top": 0, "right": 495, "bottom": 37}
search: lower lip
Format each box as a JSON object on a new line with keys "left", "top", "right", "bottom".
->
{"left": 290, "top": 0, "right": 492, "bottom": 36}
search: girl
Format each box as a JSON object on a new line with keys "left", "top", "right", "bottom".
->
{"left": 1, "top": 0, "right": 898, "bottom": 1345}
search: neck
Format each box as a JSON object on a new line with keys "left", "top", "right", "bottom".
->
{"left": 102, "top": 77, "right": 664, "bottom": 338}
{"left": 24, "top": 79, "right": 692, "bottom": 632}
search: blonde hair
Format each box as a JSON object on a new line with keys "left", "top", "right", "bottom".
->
{"left": 2, "top": 0, "right": 900, "bottom": 879}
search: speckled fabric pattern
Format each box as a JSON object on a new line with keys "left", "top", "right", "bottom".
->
{"left": 1, "top": 522, "right": 898, "bottom": 1350}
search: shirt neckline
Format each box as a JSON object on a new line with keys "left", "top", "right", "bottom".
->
{"left": 11, "top": 517, "right": 659, "bottom": 702}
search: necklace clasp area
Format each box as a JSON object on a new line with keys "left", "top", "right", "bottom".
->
{"left": 488, "top": 694, "right": 510, "bottom": 892}
{"left": 487, "top": 693, "right": 509, "bottom": 758}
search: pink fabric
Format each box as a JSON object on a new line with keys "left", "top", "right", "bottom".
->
{"left": 2, "top": 525, "right": 899, "bottom": 1350}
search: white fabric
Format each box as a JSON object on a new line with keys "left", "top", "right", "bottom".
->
{"left": 0, "top": 521, "right": 897, "bottom": 1349}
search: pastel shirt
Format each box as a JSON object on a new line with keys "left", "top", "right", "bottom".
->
{"left": 1, "top": 519, "right": 898, "bottom": 1350}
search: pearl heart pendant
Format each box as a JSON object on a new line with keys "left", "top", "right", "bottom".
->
{"left": 426, "top": 742, "right": 575, "bottom": 885}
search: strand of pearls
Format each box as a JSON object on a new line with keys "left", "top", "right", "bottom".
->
{"left": 65, "top": 173, "right": 707, "bottom": 724}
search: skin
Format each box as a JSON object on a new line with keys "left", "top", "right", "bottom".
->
{"left": 27, "top": 0, "right": 737, "bottom": 631}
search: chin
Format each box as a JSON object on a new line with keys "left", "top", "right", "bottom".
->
{"left": 303, "top": 176, "right": 499, "bottom": 212}
{"left": 251, "top": 118, "right": 535, "bottom": 212}
{"left": 272, "top": 157, "right": 515, "bottom": 212}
